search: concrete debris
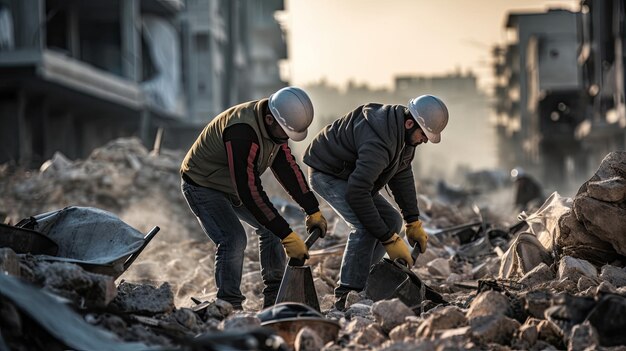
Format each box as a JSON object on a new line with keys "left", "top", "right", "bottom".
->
{"left": 111, "top": 281, "right": 175, "bottom": 314}
{"left": 3, "top": 143, "right": 626, "bottom": 349}
{"left": 557, "top": 256, "right": 597, "bottom": 281}
{"left": 415, "top": 305, "right": 467, "bottom": 338}
{"left": 599, "top": 265, "right": 626, "bottom": 287}
{"left": 371, "top": 298, "right": 414, "bottom": 333}
{"left": 518, "top": 262, "right": 555, "bottom": 287}
{"left": 559, "top": 152, "right": 626, "bottom": 261}
{"left": 466, "top": 291, "right": 512, "bottom": 320}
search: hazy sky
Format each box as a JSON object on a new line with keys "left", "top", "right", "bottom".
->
{"left": 284, "top": 0, "right": 579, "bottom": 90}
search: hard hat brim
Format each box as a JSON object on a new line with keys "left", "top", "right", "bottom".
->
{"left": 408, "top": 104, "right": 442, "bottom": 144}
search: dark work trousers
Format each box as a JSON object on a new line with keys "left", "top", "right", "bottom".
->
{"left": 181, "top": 179, "right": 286, "bottom": 308}
{"left": 308, "top": 169, "right": 402, "bottom": 300}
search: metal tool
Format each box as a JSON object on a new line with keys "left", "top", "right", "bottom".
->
{"left": 365, "top": 242, "right": 445, "bottom": 310}
{"left": 274, "top": 228, "right": 322, "bottom": 311}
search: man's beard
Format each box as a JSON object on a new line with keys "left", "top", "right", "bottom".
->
{"left": 405, "top": 125, "right": 421, "bottom": 147}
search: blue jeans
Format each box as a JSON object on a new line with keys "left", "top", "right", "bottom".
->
{"left": 181, "top": 179, "right": 286, "bottom": 308}
{"left": 308, "top": 170, "right": 402, "bottom": 299}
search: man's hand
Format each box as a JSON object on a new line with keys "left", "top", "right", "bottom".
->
{"left": 281, "top": 232, "right": 309, "bottom": 260}
{"left": 305, "top": 211, "right": 328, "bottom": 237}
{"left": 382, "top": 233, "right": 414, "bottom": 266}
{"left": 405, "top": 220, "right": 428, "bottom": 253}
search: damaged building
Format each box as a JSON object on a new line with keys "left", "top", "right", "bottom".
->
{"left": 0, "top": 0, "right": 287, "bottom": 168}
{"left": 493, "top": 0, "right": 626, "bottom": 191}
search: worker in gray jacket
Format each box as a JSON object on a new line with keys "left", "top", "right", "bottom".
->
{"left": 303, "top": 95, "right": 449, "bottom": 309}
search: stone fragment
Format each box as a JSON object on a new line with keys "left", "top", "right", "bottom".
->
{"left": 344, "top": 290, "right": 363, "bottom": 309}
{"left": 558, "top": 256, "right": 597, "bottom": 281}
{"left": 518, "top": 262, "right": 554, "bottom": 287}
{"left": 202, "top": 299, "right": 234, "bottom": 321}
{"left": 345, "top": 303, "right": 372, "bottom": 320}
{"left": 343, "top": 316, "right": 374, "bottom": 335}
{"left": 38, "top": 262, "right": 116, "bottom": 308}
{"left": 568, "top": 321, "right": 599, "bottom": 351}
{"left": 352, "top": 323, "right": 386, "bottom": 346}
{"left": 388, "top": 321, "right": 419, "bottom": 342}
{"left": 466, "top": 291, "right": 511, "bottom": 320}
{"left": 469, "top": 314, "right": 520, "bottom": 345}
{"left": 521, "top": 291, "right": 551, "bottom": 319}
{"left": 220, "top": 313, "right": 261, "bottom": 331}
{"left": 416, "top": 306, "right": 467, "bottom": 338}
{"left": 112, "top": 281, "right": 174, "bottom": 314}
{"left": 599, "top": 265, "right": 626, "bottom": 288}
{"left": 577, "top": 276, "right": 597, "bottom": 292}
{"left": 371, "top": 298, "right": 414, "bottom": 333}
{"left": 427, "top": 258, "right": 451, "bottom": 276}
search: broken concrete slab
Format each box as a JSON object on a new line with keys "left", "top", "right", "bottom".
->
{"left": 111, "top": 281, "right": 174, "bottom": 314}
{"left": 557, "top": 256, "right": 597, "bottom": 281}
{"left": 415, "top": 305, "right": 467, "bottom": 338}
{"left": 469, "top": 314, "right": 520, "bottom": 345}
{"left": 518, "top": 262, "right": 554, "bottom": 287}
{"left": 34, "top": 261, "right": 116, "bottom": 308}
{"left": 466, "top": 291, "right": 512, "bottom": 320}
{"left": 599, "top": 265, "right": 626, "bottom": 288}
{"left": 371, "top": 298, "right": 414, "bottom": 333}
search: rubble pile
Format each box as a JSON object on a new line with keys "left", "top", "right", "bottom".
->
{"left": 2, "top": 144, "right": 626, "bottom": 350}
{"left": 0, "top": 137, "right": 197, "bottom": 241}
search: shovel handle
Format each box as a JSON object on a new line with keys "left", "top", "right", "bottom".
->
{"left": 397, "top": 242, "right": 421, "bottom": 267}
{"left": 288, "top": 228, "right": 321, "bottom": 267}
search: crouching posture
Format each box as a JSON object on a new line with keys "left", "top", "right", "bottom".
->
{"left": 181, "top": 87, "right": 327, "bottom": 309}
{"left": 303, "top": 95, "right": 449, "bottom": 309}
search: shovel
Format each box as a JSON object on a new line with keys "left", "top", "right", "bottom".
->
{"left": 365, "top": 242, "right": 446, "bottom": 310}
{"left": 274, "top": 228, "right": 322, "bottom": 311}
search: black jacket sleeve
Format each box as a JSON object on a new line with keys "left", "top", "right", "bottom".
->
{"left": 271, "top": 143, "right": 320, "bottom": 215}
{"left": 223, "top": 124, "right": 292, "bottom": 239}
{"left": 387, "top": 147, "right": 420, "bottom": 223}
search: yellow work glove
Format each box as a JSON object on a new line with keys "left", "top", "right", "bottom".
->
{"left": 281, "top": 232, "right": 309, "bottom": 260}
{"left": 305, "top": 211, "right": 328, "bottom": 238}
{"left": 382, "top": 233, "right": 414, "bottom": 266}
{"left": 405, "top": 220, "right": 428, "bottom": 253}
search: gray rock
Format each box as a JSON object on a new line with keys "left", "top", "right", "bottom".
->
{"left": 388, "top": 321, "right": 419, "bottom": 342}
{"left": 37, "top": 262, "right": 117, "bottom": 308}
{"left": 345, "top": 303, "right": 372, "bottom": 319}
{"left": 0, "top": 248, "right": 19, "bottom": 276}
{"left": 112, "top": 281, "right": 174, "bottom": 314}
{"left": 596, "top": 281, "right": 617, "bottom": 294}
{"left": 577, "top": 276, "right": 598, "bottom": 292}
{"left": 587, "top": 176, "right": 626, "bottom": 203}
{"left": 519, "top": 263, "right": 555, "bottom": 287}
{"left": 295, "top": 326, "right": 324, "bottom": 351}
{"left": 416, "top": 306, "right": 467, "bottom": 338}
{"left": 568, "top": 321, "right": 599, "bottom": 351}
{"left": 220, "top": 312, "right": 261, "bottom": 331}
{"left": 345, "top": 290, "right": 363, "bottom": 309}
{"left": 469, "top": 314, "right": 520, "bottom": 345}
{"left": 172, "top": 308, "right": 202, "bottom": 331}
{"left": 466, "top": 291, "right": 512, "bottom": 320}
{"left": 516, "top": 323, "right": 538, "bottom": 349}
{"left": 536, "top": 320, "right": 562, "bottom": 346}
{"left": 343, "top": 316, "right": 375, "bottom": 335}
{"left": 204, "top": 299, "right": 234, "bottom": 321}
{"left": 352, "top": 323, "right": 386, "bottom": 346}
{"left": 600, "top": 265, "right": 626, "bottom": 287}
{"left": 371, "top": 298, "right": 414, "bottom": 333}
{"left": 437, "top": 326, "right": 472, "bottom": 343}
{"left": 427, "top": 257, "right": 451, "bottom": 276}
{"left": 521, "top": 291, "right": 552, "bottom": 319}
{"left": 558, "top": 256, "right": 597, "bottom": 281}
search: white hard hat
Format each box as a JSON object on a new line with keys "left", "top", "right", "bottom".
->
{"left": 407, "top": 95, "right": 449, "bottom": 143}
{"left": 268, "top": 87, "right": 314, "bottom": 141}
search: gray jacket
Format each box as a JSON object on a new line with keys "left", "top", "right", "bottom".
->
{"left": 303, "top": 103, "right": 420, "bottom": 241}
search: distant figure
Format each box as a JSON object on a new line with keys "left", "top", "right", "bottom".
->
{"left": 511, "top": 168, "right": 544, "bottom": 211}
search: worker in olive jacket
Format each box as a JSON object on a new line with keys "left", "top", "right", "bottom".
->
{"left": 303, "top": 95, "right": 449, "bottom": 309}
{"left": 181, "top": 87, "right": 327, "bottom": 309}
